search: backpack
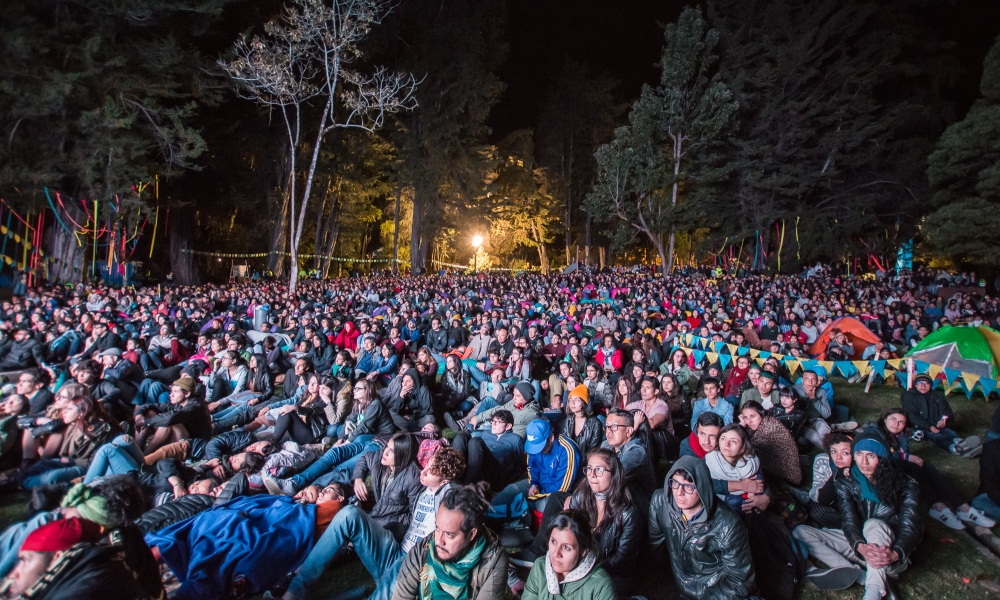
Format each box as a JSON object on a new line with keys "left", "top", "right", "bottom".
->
{"left": 744, "top": 510, "right": 807, "bottom": 600}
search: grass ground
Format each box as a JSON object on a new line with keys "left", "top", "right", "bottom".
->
{"left": 2, "top": 381, "right": 999, "bottom": 599}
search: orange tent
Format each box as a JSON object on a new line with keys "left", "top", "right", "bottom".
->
{"left": 807, "top": 316, "right": 881, "bottom": 360}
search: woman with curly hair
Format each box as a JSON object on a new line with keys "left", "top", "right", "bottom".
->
{"left": 793, "top": 433, "right": 922, "bottom": 597}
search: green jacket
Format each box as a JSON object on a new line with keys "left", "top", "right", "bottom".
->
{"left": 521, "top": 556, "right": 616, "bottom": 600}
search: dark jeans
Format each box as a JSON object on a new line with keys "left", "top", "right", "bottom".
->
{"left": 900, "top": 459, "right": 965, "bottom": 508}
{"left": 451, "top": 432, "right": 509, "bottom": 490}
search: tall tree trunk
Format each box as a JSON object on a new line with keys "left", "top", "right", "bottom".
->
{"left": 584, "top": 208, "right": 591, "bottom": 266}
{"left": 46, "top": 209, "right": 85, "bottom": 283}
{"left": 392, "top": 184, "right": 402, "bottom": 274}
{"left": 666, "top": 132, "right": 683, "bottom": 275}
{"left": 410, "top": 195, "right": 422, "bottom": 273}
{"left": 564, "top": 134, "right": 574, "bottom": 265}
{"left": 169, "top": 208, "right": 202, "bottom": 285}
{"left": 313, "top": 177, "right": 331, "bottom": 271}
{"left": 320, "top": 223, "right": 340, "bottom": 278}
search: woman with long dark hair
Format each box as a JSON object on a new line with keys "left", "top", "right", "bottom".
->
{"left": 521, "top": 509, "right": 616, "bottom": 600}
{"left": 792, "top": 433, "right": 921, "bottom": 598}
{"left": 21, "top": 396, "right": 116, "bottom": 488}
{"left": 512, "top": 449, "right": 641, "bottom": 596}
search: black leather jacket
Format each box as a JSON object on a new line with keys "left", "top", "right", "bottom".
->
{"left": 561, "top": 415, "right": 604, "bottom": 456}
{"left": 136, "top": 494, "right": 214, "bottom": 534}
{"left": 834, "top": 471, "right": 923, "bottom": 563}
{"left": 649, "top": 456, "right": 755, "bottom": 600}
{"left": 584, "top": 500, "right": 643, "bottom": 588}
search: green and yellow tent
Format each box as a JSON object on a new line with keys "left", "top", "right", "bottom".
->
{"left": 907, "top": 325, "right": 1000, "bottom": 379}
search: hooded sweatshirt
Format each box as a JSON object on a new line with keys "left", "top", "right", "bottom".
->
{"left": 649, "top": 456, "right": 755, "bottom": 600}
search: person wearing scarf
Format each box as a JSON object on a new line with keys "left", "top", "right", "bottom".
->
{"left": 678, "top": 412, "right": 723, "bottom": 459}
{"left": 791, "top": 433, "right": 921, "bottom": 599}
{"left": 392, "top": 486, "right": 508, "bottom": 600}
{"left": 521, "top": 510, "right": 615, "bottom": 600}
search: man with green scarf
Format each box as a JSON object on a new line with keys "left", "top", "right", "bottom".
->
{"left": 791, "top": 433, "right": 921, "bottom": 600}
{"left": 392, "top": 486, "right": 508, "bottom": 600}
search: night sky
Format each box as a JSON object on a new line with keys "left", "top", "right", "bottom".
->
{"left": 489, "top": 0, "right": 1000, "bottom": 140}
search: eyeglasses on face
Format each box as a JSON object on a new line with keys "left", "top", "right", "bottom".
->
{"left": 584, "top": 466, "right": 608, "bottom": 477}
{"left": 605, "top": 424, "right": 629, "bottom": 432}
{"left": 668, "top": 479, "right": 697, "bottom": 494}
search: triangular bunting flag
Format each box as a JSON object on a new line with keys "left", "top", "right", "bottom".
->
{"left": 887, "top": 358, "right": 903, "bottom": 370}
{"left": 835, "top": 362, "right": 854, "bottom": 378}
{"left": 727, "top": 344, "right": 739, "bottom": 355}
{"left": 718, "top": 354, "right": 732, "bottom": 370}
{"left": 943, "top": 369, "right": 962, "bottom": 385}
{"left": 962, "top": 372, "right": 980, "bottom": 393}
{"left": 693, "top": 350, "right": 706, "bottom": 364}
{"left": 749, "top": 349, "right": 760, "bottom": 358}
{"left": 755, "top": 357, "right": 767, "bottom": 366}
{"left": 759, "top": 351, "right": 771, "bottom": 359}
{"left": 981, "top": 378, "right": 998, "bottom": 396}
{"left": 680, "top": 347, "right": 693, "bottom": 357}
{"left": 853, "top": 361, "right": 871, "bottom": 376}
{"left": 737, "top": 346, "right": 750, "bottom": 356}
{"left": 928, "top": 364, "right": 944, "bottom": 381}
{"left": 706, "top": 352, "right": 719, "bottom": 365}
{"left": 871, "top": 360, "right": 887, "bottom": 377}
{"left": 913, "top": 361, "right": 930, "bottom": 375}
{"left": 820, "top": 361, "right": 835, "bottom": 374}
{"left": 712, "top": 341, "right": 724, "bottom": 353}
{"left": 785, "top": 359, "right": 801, "bottom": 375}
{"left": 699, "top": 338, "right": 709, "bottom": 349}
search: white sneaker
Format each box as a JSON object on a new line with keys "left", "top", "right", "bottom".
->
{"left": 957, "top": 507, "right": 997, "bottom": 528}
{"left": 929, "top": 507, "right": 966, "bottom": 530}
{"left": 831, "top": 420, "right": 859, "bottom": 433}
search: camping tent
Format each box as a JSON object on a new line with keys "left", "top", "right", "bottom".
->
{"left": 807, "top": 316, "right": 882, "bottom": 360}
{"left": 907, "top": 325, "right": 1000, "bottom": 379}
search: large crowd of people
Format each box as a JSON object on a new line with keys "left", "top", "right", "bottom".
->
{"left": 0, "top": 263, "right": 997, "bottom": 599}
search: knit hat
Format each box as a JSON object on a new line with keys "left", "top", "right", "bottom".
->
{"left": 913, "top": 374, "right": 933, "bottom": 385}
{"left": 172, "top": 377, "right": 196, "bottom": 396}
{"left": 852, "top": 433, "right": 889, "bottom": 459}
{"left": 514, "top": 382, "right": 535, "bottom": 403}
{"left": 21, "top": 518, "right": 102, "bottom": 553}
{"left": 60, "top": 484, "right": 113, "bottom": 527}
{"left": 568, "top": 384, "right": 589, "bottom": 405}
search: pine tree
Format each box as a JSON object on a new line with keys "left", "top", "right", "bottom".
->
{"left": 924, "top": 35, "right": 1000, "bottom": 265}
{"left": 377, "top": 0, "right": 508, "bottom": 272}
{"left": 587, "top": 7, "right": 737, "bottom": 277}
{"left": 706, "top": 0, "right": 958, "bottom": 267}
{"left": 536, "top": 61, "right": 623, "bottom": 267}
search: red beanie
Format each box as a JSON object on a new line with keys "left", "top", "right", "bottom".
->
{"left": 21, "top": 518, "right": 102, "bottom": 553}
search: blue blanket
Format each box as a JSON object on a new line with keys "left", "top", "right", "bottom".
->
{"left": 146, "top": 495, "right": 316, "bottom": 600}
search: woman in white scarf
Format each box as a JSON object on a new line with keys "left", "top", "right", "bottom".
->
{"left": 705, "top": 424, "right": 762, "bottom": 512}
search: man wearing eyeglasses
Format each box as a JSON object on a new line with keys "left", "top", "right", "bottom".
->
{"left": 650, "top": 456, "right": 756, "bottom": 599}
{"left": 601, "top": 407, "right": 656, "bottom": 512}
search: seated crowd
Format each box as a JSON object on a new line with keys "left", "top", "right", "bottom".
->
{"left": 0, "top": 265, "right": 996, "bottom": 600}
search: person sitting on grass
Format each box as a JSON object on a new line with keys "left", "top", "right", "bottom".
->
{"left": 281, "top": 448, "right": 466, "bottom": 600}
{"left": 520, "top": 510, "right": 617, "bottom": 600}
{"left": 807, "top": 432, "right": 854, "bottom": 529}
{"left": 792, "top": 433, "right": 921, "bottom": 598}
{"left": 649, "top": 456, "right": 756, "bottom": 599}
{"left": 866, "top": 408, "right": 995, "bottom": 530}
{"left": 900, "top": 374, "right": 980, "bottom": 457}
{"left": 390, "top": 484, "right": 509, "bottom": 600}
